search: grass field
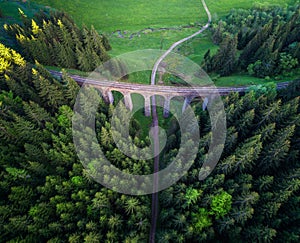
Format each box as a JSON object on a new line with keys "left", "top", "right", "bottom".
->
{"left": 2, "top": 0, "right": 293, "bottom": 57}
{"left": 31, "top": 0, "right": 293, "bottom": 56}
{"left": 31, "top": 0, "right": 292, "bottom": 32}
{"left": 213, "top": 72, "right": 300, "bottom": 87}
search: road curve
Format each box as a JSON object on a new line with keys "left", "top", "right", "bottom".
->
{"left": 150, "top": 0, "right": 212, "bottom": 86}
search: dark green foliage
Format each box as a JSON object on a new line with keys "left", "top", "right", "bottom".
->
{"left": 204, "top": 4, "right": 300, "bottom": 77}
{"left": 205, "top": 33, "right": 238, "bottom": 76}
{"left": 0, "top": 44, "right": 150, "bottom": 242}
{"left": 191, "top": 208, "right": 212, "bottom": 232}
{"left": 5, "top": 10, "right": 111, "bottom": 71}
{"left": 157, "top": 82, "right": 300, "bottom": 242}
{"left": 212, "top": 20, "right": 226, "bottom": 44}
{"left": 1, "top": 32, "right": 300, "bottom": 243}
{"left": 279, "top": 79, "right": 300, "bottom": 100}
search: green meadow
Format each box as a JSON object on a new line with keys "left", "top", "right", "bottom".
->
{"left": 31, "top": 0, "right": 292, "bottom": 55}
{"left": 31, "top": 0, "right": 292, "bottom": 32}
{"left": 2, "top": 0, "right": 294, "bottom": 57}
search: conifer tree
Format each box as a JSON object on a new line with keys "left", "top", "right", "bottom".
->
{"left": 6, "top": 10, "right": 111, "bottom": 72}
{"left": 210, "top": 34, "right": 238, "bottom": 76}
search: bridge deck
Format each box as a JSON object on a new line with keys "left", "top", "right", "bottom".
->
{"left": 50, "top": 70, "right": 290, "bottom": 97}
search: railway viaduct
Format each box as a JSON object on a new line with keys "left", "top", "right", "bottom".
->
{"left": 50, "top": 70, "right": 289, "bottom": 117}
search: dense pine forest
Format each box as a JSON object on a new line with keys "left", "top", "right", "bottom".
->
{"left": 5, "top": 9, "right": 111, "bottom": 71}
{"left": 203, "top": 5, "right": 300, "bottom": 78}
{"left": 0, "top": 2, "right": 300, "bottom": 243}
{"left": 1, "top": 40, "right": 300, "bottom": 242}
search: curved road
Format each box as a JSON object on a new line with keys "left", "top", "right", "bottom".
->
{"left": 150, "top": 0, "right": 211, "bottom": 86}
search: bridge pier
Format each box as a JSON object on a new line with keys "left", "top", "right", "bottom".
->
{"left": 102, "top": 89, "right": 114, "bottom": 104}
{"left": 123, "top": 92, "right": 133, "bottom": 111}
{"left": 182, "top": 96, "right": 194, "bottom": 113}
{"left": 144, "top": 95, "right": 151, "bottom": 117}
{"left": 163, "top": 96, "right": 171, "bottom": 118}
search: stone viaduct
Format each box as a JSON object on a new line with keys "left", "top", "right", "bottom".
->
{"left": 49, "top": 70, "right": 289, "bottom": 117}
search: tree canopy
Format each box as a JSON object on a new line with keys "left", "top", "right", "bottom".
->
{"left": 0, "top": 41, "right": 299, "bottom": 242}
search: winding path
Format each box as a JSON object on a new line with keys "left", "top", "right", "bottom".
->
{"left": 150, "top": 0, "right": 211, "bottom": 86}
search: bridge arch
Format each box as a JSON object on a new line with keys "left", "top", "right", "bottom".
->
{"left": 48, "top": 71, "right": 289, "bottom": 119}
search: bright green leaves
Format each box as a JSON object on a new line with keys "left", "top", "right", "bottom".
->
{"left": 191, "top": 190, "right": 232, "bottom": 232}
{"left": 0, "top": 90, "right": 22, "bottom": 114}
{"left": 0, "top": 56, "right": 10, "bottom": 73}
{"left": 247, "top": 82, "right": 277, "bottom": 100}
{"left": 192, "top": 208, "right": 212, "bottom": 232}
{"left": 279, "top": 52, "right": 298, "bottom": 76}
{"left": 71, "top": 176, "right": 84, "bottom": 186}
{"left": 210, "top": 191, "right": 232, "bottom": 219}
{"left": 124, "top": 197, "right": 140, "bottom": 215}
{"left": 31, "top": 19, "right": 40, "bottom": 35}
{"left": 57, "top": 105, "right": 73, "bottom": 129}
{"left": 5, "top": 167, "right": 28, "bottom": 180}
{"left": 184, "top": 187, "right": 202, "bottom": 208}
{"left": 6, "top": 11, "right": 111, "bottom": 71}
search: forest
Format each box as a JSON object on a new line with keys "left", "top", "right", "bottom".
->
{"left": 1, "top": 35, "right": 300, "bottom": 243}
{"left": 0, "top": 1, "right": 300, "bottom": 243}
{"left": 203, "top": 4, "right": 300, "bottom": 78}
{"left": 5, "top": 9, "right": 111, "bottom": 71}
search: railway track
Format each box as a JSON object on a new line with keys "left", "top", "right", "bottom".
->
{"left": 49, "top": 70, "right": 291, "bottom": 96}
